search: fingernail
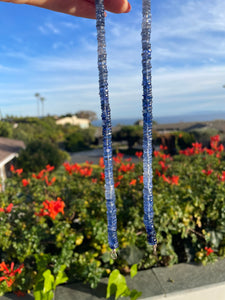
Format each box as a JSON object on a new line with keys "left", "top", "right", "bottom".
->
{"left": 125, "top": 2, "right": 131, "bottom": 13}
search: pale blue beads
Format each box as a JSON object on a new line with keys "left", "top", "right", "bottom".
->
{"left": 95, "top": 0, "right": 118, "bottom": 250}
{"left": 142, "top": 0, "right": 157, "bottom": 246}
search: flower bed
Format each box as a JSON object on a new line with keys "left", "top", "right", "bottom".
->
{"left": 0, "top": 135, "right": 224, "bottom": 296}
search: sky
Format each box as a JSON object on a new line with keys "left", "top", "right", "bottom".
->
{"left": 0, "top": 0, "right": 225, "bottom": 120}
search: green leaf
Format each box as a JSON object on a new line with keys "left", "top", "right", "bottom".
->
{"left": 106, "top": 269, "right": 129, "bottom": 299}
{"left": 43, "top": 270, "right": 54, "bottom": 294}
{"left": 46, "top": 290, "right": 54, "bottom": 300}
{"left": 33, "top": 290, "right": 42, "bottom": 300}
{"left": 54, "top": 265, "right": 68, "bottom": 289}
{"left": 130, "top": 264, "right": 138, "bottom": 278}
{"left": 130, "top": 290, "right": 142, "bottom": 300}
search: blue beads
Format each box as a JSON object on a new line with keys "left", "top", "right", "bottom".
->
{"left": 142, "top": 0, "right": 157, "bottom": 246}
{"left": 95, "top": 0, "right": 118, "bottom": 250}
{"left": 95, "top": 0, "right": 157, "bottom": 251}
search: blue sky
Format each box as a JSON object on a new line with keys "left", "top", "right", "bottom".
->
{"left": 0, "top": 0, "right": 225, "bottom": 120}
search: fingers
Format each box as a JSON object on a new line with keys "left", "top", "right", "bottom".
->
{"left": 0, "top": 0, "right": 131, "bottom": 19}
{"left": 104, "top": 0, "right": 131, "bottom": 14}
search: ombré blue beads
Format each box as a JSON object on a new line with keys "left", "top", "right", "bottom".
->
{"left": 95, "top": 0, "right": 157, "bottom": 251}
{"left": 95, "top": 0, "right": 118, "bottom": 251}
{"left": 142, "top": 0, "right": 157, "bottom": 246}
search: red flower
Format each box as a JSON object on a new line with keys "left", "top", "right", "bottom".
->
{"left": 161, "top": 154, "right": 171, "bottom": 161}
{"left": 44, "top": 176, "right": 56, "bottom": 186}
{"left": 211, "top": 135, "right": 220, "bottom": 142}
{"left": 35, "top": 197, "right": 65, "bottom": 220}
{"left": 162, "top": 175, "right": 179, "bottom": 185}
{"left": 219, "top": 171, "right": 225, "bottom": 182}
{"left": 113, "top": 156, "right": 122, "bottom": 164}
{"left": 217, "top": 144, "right": 224, "bottom": 152}
{"left": 117, "top": 175, "right": 123, "bottom": 181}
{"left": 154, "top": 150, "right": 160, "bottom": 157}
{"left": 138, "top": 175, "right": 143, "bottom": 184}
{"left": 10, "top": 165, "right": 23, "bottom": 176}
{"left": 202, "top": 169, "right": 213, "bottom": 176}
{"left": 99, "top": 157, "right": 105, "bottom": 169}
{"left": 0, "top": 261, "right": 24, "bottom": 287}
{"left": 125, "top": 158, "right": 132, "bottom": 162}
{"left": 0, "top": 203, "right": 13, "bottom": 213}
{"left": 179, "top": 148, "right": 195, "bottom": 156}
{"left": 129, "top": 179, "right": 137, "bottom": 186}
{"left": 135, "top": 151, "right": 143, "bottom": 158}
{"left": 63, "top": 162, "right": 72, "bottom": 175}
{"left": 117, "top": 153, "right": 124, "bottom": 159}
{"left": 45, "top": 164, "right": 55, "bottom": 172}
{"left": 192, "top": 142, "right": 202, "bottom": 149}
{"left": 118, "top": 163, "right": 135, "bottom": 173}
{"left": 16, "top": 169, "right": 23, "bottom": 175}
{"left": 100, "top": 172, "right": 105, "bottom": 181}
{"left": 22, "top": 179, "right": 30, "bottom": 187}
{"left": 192, "top": 142, "right": 203, "bottom": 154}
{"left": 91, "top": 178, "right": 97, "bottom": 183}
{"left": 158, "top": 161, "right": 169, "bottom": 172}
{"left": 114, "top": 182, "right": 120, "bottom": 188}
{"left": 171, "top": 175, "right": 179, "bottom": 185}
{"left": 155, "top": 169, "right": 161, "bottom": 177}
{"left": 32, "top": 169, "right": 45, "bottom": 179}
{"left": 205, "top": 148, "right": 214, "bottom": 155}
{"left": 160, "top": 145, "right": 168, "bottom": 150}
{"left": 162, "top": 174, "right": 171, "bottom": 184}
{"left": 204, "top": 247, "right": 214, "bottom": 256}
{"left": 79, "top": 167, "right": 93, "bottom": 177}
{"left": 5, "top": 203, "right": 13, "bottom": 213}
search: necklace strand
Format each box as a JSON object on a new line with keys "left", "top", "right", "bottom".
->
{"left": 142, "top": 0, "right": 157, "bottom": 247}
{"left": 95, "top": 0, "right": 157, "bottom": 254}
{"left": 96, "top": 0, "right": 119, "bottom": 251}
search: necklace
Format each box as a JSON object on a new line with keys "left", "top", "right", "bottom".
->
{"left": 95, "top": 0, "right": 157, "bottom": 258}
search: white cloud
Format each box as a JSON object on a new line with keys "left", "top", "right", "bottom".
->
{"left": 38, "top": 22, "right": 60, "bottom": 35}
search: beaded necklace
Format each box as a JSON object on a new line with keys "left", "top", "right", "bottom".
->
{"left": 95, "top": 0, "right": 157, "bottom": 258}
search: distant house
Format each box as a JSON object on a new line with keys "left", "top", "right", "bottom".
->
{"left": 153, "top": 122, "right": 208, "bottom": 134}
{"left": 56, "top": 115, "right": 90, "bottom": 129}
{"left": 0, "top": 137, "right": 25, "bottom": 190}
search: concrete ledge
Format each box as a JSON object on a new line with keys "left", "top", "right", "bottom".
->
{"left": 1, "top": 258, "right": 225, "bottom": 299}
{"left": 148, "top": 282, "right": 225, "bottom": 300}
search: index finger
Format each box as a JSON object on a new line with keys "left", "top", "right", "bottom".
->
{"left": 0, "top": 0, "right": 131, "bottom": 19}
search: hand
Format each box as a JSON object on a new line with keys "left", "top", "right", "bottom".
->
{"left": 1, "top": 0, "right": 131, "bottom": 19}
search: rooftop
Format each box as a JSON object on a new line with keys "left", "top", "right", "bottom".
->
{"left": 0, "top": 137, "right": 25, "bottom": 164}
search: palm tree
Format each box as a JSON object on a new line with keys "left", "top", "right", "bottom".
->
{"left": 34, "top": 93, "right": 40, "bottom": 117}
{"left": 40, "top": 97, "right": 45, "bottom": 117}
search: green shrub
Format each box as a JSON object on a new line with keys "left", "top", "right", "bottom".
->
{"left": 15, "top": 140, "right": 67, "bottom": 172}
{"left": 65, "top": 127, "right": 96, "bottom": 152}
{"left": 113, "top": 125, "right": 143, "bottom": 150}
{"left": 0, "top": 121, "right": 13, "bottom": 137}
